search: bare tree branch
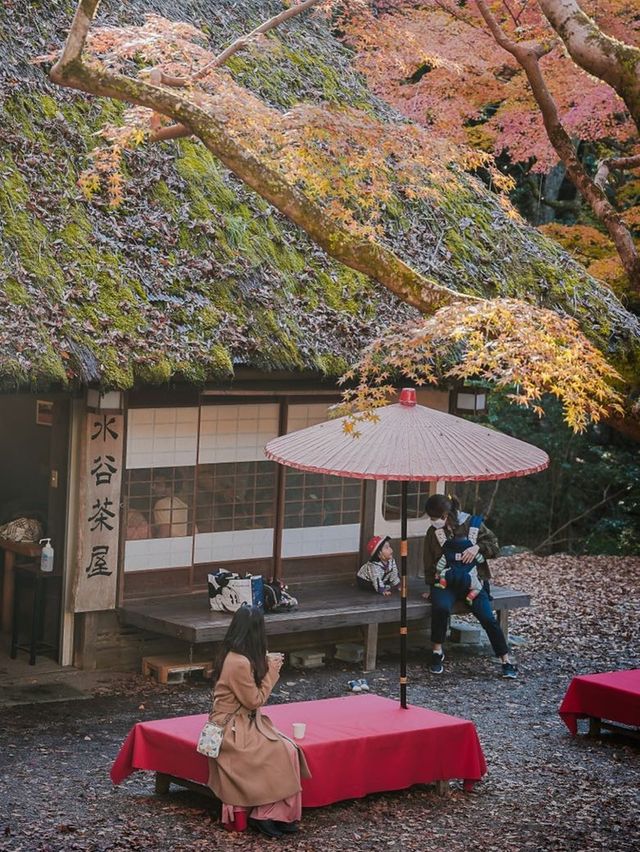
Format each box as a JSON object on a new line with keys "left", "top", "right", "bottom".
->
{"left": 533, "top": 484, "right": 629, "bottom": 552}
{"left": 595, "top": 154, "right": 640, "bottom": 189}
{"left": 151, "top": 0, "right": 323, "bottom": 92}
{"left": 148, "top": 123, "right": 192, "bottom": 143}
{"left": 199, "top": 0, "right": 323, "bottom": 78}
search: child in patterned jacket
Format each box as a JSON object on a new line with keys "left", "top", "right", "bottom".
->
{"left": 356, "top": 536, "right": 400, "bottom": 596}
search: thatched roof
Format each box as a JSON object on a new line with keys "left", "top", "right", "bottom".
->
{"left": 1, "top": 0, "right": 638, "bottom": 390}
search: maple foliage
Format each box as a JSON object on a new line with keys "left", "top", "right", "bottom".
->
{"left": 58, "top": 13, "right": 512, "bottom": 232}
{"left": 344, "top": 0, "right": 640, "bottom": 288}
{"left": 338, "top": 298, "right": 624, "bottom": 434}
{"left": 43, "top": 0, "right": 639, "bottom": 435}
{"left": 345, "top": 0, "right": 638, "bottom": 171}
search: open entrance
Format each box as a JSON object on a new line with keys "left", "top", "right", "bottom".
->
{"left": 0, "top": 394, "right": 70, "bottom": 670}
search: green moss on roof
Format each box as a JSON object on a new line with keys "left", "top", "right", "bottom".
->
{"left": 0, "top": 0, "right": 638, "bottom": 391}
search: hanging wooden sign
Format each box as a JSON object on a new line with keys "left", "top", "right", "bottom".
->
{"left": 73, "top": 412, "right": 124, "bottom": 612}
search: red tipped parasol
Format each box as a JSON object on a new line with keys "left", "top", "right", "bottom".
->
{"left": 265, "top": 389, "right": 549, "bottom": 706}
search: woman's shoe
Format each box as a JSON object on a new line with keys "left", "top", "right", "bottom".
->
{"left": 347, "top": 679, "right": 362, "bottom": 693}
{"left": 273, "top": 821, "right": 299, "bottom": 834}
{"left": 248, "top": 817, "right": 283, "bottom": 838}
{"left": 357, "top": 678, "right": 370, "bottom": 692}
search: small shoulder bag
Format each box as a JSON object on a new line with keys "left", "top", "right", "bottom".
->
{"left": 196, "top": 703, "right": 242, "bottom": 758}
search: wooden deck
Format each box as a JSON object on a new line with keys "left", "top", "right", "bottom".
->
{"left": 119, "top": 578, "right": 530, "bottom": 670}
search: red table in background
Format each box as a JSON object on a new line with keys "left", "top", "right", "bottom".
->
{"left": 559, "top": 669, "right": 640, "bottom": 735}
{"left": 111, "top": 694, "right": 487, "bottom": 806}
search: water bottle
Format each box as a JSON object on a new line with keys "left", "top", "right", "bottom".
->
{"left": 39, "top": 538, "right": 54, "bottom": 573}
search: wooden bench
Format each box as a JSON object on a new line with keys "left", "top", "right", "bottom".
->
{"left": 120, "top": 573, "right": 530, "bottom": 671}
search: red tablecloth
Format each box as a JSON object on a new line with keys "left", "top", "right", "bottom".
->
{"left": 559, "top": 669, "right": 640, "bottom": 735}
{"left": 111, "top": 694, "right": 487, "bottom": 806}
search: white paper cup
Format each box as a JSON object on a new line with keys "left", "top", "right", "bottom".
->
{"left": 292, "top": 722, "right": 306, "bottom": 740}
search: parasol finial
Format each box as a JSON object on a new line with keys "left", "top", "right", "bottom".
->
{"left": 399, "top": 388, "right": 417, "bottom": 407}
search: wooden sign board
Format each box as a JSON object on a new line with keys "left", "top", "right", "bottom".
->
{"left": 73, "top": 413, "right": 124, "bottom": 613}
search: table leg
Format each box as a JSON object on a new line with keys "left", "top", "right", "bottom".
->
{"left": 588, "top": 717, "right": 602, "bottom": 737}
{"left": 30, "top": 575, "right": 44, "bottom": 665}
{"left": 2, "top": 551, "right": 16, "bottom": 632}
{"left": 155, "top": 773, "right": 171, "bottom": 794}
{"left": 10, "top": 568, "right": 20, "bottom": 659}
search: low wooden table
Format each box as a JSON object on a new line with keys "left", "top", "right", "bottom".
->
{"left": 0, "top": 537, "right": 42, "bottom": 633}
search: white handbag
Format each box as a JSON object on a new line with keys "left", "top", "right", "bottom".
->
{"left": 196, "top": 704, "right": 241, "bottom": 758}
{"left": 196, "top": 720, "right": 225, "bottom": 758}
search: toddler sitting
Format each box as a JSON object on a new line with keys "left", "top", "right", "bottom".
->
{"left": 356, "top": 536, "right": 400, "bottom": 596}
{"left": 434, "top": 515, "right": 485, "bottom": 605}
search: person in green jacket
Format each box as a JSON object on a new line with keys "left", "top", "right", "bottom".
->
{"left": 423, "top": 494, "right": 517, "bottom": 678}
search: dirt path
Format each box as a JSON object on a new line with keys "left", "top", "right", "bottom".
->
{"left": 1, "top": 554, "right": 639, "bottom": 852}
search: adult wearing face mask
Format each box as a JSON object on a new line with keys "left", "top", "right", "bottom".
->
{"left": 422, "top": 494, "right": 518, "bottom": 679}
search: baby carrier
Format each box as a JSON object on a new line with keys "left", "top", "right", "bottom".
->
{"left": 434, "top": 514, "right": 485, "bottom": 605}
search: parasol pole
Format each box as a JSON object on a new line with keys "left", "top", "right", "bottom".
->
{"left": 400, "top": 480, "right": 408, "bottom": 709}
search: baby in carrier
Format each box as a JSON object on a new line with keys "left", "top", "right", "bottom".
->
{"left": 434, "top": 515, "right": 485, "bottom": 605}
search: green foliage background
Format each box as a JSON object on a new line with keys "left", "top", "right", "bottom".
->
{"left": 453, "top": 396, "right": 640, "bottom": 556}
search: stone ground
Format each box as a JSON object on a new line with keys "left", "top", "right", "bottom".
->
{"left": 0, "top": 554, "right": 639, "bottom": 852}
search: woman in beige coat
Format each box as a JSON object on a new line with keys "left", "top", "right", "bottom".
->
{"left": 207, "top": 604, "right": 310, "bottom": 838}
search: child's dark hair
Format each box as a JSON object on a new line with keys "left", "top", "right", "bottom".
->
{"left": 424, "top": 493, "right": 460, "bottom": 531}
{"left": 212, "top": 604, "right": 268, "bottom": 686}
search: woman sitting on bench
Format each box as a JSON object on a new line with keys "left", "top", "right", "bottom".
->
{"left": 207, "top": 605, "right": 311, "bottom": 838}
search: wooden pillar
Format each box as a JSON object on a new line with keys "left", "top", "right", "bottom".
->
{"left": 363, "top": 622, "right": 379, "bottom": 672}
{"left": 73, "top": 611, "right": 99, "bottom": 670}
{"left": 272, "top": 401, "right": 288, "bottom": 581}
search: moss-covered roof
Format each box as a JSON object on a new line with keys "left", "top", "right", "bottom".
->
{"left": 1, "top": 0, "right": 638, "bottom": 390}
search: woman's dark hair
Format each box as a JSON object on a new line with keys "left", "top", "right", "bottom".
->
{"left": 424, "top": 493, "right": 460, "bottom": 532}
{"left": 212, "top": 604, "right": 268, "bottom": 686}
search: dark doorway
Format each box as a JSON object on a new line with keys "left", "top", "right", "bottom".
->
{"left": 0, "top": 394, "right": 70, "bottom": 662}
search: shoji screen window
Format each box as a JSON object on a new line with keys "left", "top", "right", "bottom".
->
{"left": 123, "top": 407, "right": 199, "bottom": 571}
{"left": 282, "top": 403, "right": 362, "bottom": 558}
{"left": 194, "top": 403, "right": 279, "bottom": 564}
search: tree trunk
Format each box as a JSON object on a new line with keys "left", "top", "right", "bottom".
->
{"left": 537, "top": 0, "right": 640, "bottom": 133}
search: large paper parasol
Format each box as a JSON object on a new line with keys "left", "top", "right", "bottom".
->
{"left": 265, "top": 389, "right": 549, "bottom": 706}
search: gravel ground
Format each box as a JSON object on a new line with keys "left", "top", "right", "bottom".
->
{"left": 0, "top": 554, "right": 639, "bottom": 852}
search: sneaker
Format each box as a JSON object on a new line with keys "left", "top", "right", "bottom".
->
{"left": 429, "top": 650, "right": 445, "bottom": 675}
{"left": 501, "top": 662, "right": 518, "bottom": 679}
{"left": 357, "top": 678, "right": 370, "bottom": 692}
{"left": 347, "top": 679, "right": 363, "bottom": 693}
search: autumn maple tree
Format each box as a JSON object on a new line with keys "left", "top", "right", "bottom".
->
{"left": 345, "top": 0, "right": 640, "bottom": 291}
{"left": 43, "top": 0, "right": 636, "bottom": 434}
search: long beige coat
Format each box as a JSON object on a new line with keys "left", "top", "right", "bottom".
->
{"left": 207, "top": 651, "right": 311, "bottom": 807}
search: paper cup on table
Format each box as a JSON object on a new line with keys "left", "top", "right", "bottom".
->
{"left": 292, "top": 722, "right": 306, "bottom": 740}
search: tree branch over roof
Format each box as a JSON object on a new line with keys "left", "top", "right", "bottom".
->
{"left": 43, "top": 0, "right": 638, "bottom": 435}
{"left": 49, "top": 0, "right": 467, "bottom": 315}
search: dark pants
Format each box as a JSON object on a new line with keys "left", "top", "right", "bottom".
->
{"left": 430, "top": 584, "right": 509, "bottom": 658}
{"left": 357, "top": 576, "right": 378, "bottom": 593}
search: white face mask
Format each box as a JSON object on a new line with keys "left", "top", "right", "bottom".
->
{"left": 431, "top": 518, "right": 446, "bottom": 529}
